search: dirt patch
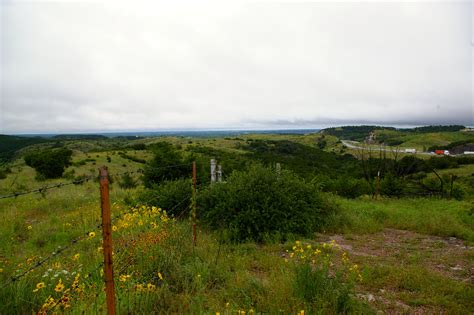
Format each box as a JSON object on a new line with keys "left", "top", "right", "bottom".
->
{"left": 314, "top": 229, "right": 474, "bottom": 313}
{"left": 316, "top": 229, "right": 473, "bottom": 283}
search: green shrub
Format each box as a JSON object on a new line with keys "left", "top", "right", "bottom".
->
{"left": 321, "top": 177, "right": 372, "bottom": 199}
{"left": 139, "top": 179, "right": 193, "bottom": 217}
{"left": 118, "top": 152, "right": 146, "bottom": 164}
{"left": 143, "top": 142, "right": 191, "bottom": 188}
{"left": 24, "top": 148, "right": 73, "bottom": 179}
{"left": 0, "top": 167, "right": 11, "bottom": 180}
{"left": 450, "top": 186, "right": 465, "bottom": 201}
{"left": 62, "top": 169, "right": 76, "bottom": 180}
{"left": 198, "top": 165, "right": 336, "bottom": 242}
{"left": 118, "top": 173, "right": 138, "bottom": 189}
{"left": 128, "top": 143, "right": 147, "bottom": 150}
{"left": 380, "top": 174, "right": 405, "bottom": 197}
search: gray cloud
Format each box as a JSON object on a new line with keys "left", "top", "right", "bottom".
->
{"left": 0, "top": 0, "right": 472, "bottom": 134}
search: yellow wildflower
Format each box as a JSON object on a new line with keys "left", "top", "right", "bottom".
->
{"left": 299, "top": 311, "right": 305, "bottom": 315}
{"left": 54, "top": 279, "right": 65, "bottom": 292}
{"left": 72, "top": 253, "right": 80, "bottom": 261}
{"left": 147, "top": 283, "right": 156, "bottom": 291}
{"left": 27, "top": 225, "right": 32, "bottom": 230}
{"left": 72, "top": 274, "right": 80, "bottom": 289}
{"left": 157, "top": 272, "right": 163, "bottom": 280}
{"left": 119, "top": 274, "right": 131, "bottom": 282}
{"left": 112, "top": 225, "right": 118, "bottom": 231}
{"left": 47, "top": 296, "right": 55, "bottom": 306}
{"left": 33, "top": 282, "right": 45, "bottom": 292}
{"left": 88, "top": 231, "right": 96, "bottom": 238}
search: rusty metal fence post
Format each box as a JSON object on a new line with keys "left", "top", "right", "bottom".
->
{"left": 99, "top": 167, "right": 116, "bottom": 315}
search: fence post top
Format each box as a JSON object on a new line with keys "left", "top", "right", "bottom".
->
{"left": 99, "top": 166, "right": 109, "bottom": 181}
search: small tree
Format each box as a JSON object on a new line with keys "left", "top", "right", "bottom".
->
{"left": 24, "top": 148, "right": 73, "bottom": 179}
{"left": 118, "top": 173, "right": 137, "bottom": 189}
{"left": 142, "top": 142, "right": 191, "bottom": 187}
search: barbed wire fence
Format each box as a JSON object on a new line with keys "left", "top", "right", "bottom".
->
{"left": 0, "top": 160, "right": 212, "bottom": 314}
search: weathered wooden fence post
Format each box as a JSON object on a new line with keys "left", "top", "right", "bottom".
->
{"left": 217, "top": 164, "right": 222, "bottom": 183}
{"left": 210, "top": 159, "right": 216, "bottom": 184}
{"left": 99, "top": 167, "right": 116, "bottom": 315}
{"left": 192, "top": 161, "right": 197, "bottom": 246}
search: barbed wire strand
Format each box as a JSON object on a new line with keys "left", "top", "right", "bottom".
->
{"left": 0, "top": 162, "right": 196, "bottom": 200}
{"left": 0, "top": 228, "right": 99, "bottom": 289}
{"left": 0, "top": 163, "right": 197, "bottom": 291}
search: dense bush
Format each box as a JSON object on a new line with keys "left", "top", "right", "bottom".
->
{"left": 118, "top": 152, "right": 146, "bottom": 164}
{"left": 138, "top": 179, "right": 193, "bottom": 217}
{"left": 118, "top": 173, "right": 138, "bottom": 189}
{"left": 128, "top": 143, "right": 147, "bottom": 150}
{"left": 0, "top": 167, "right": 11, "bottom": 180}
{"left": 407, "top": 125, "right": 465, "bottom": 133}
{"left": 198, "top": 165, "right": 337, "bottom": 242}
{"left": 24, "top": 148, "right": 73, "bottom": 179}
{"left": 319, "top": 176, "right": 372, "bottom": 199}
{"left": 321, "top": 125, "right": 393, "bottom": 141}
{"left": 243, "top": 139, "right": 360, "bottom": 179}
{"left": 380, "top": 174, "right": 405, "bottom": 197}
{"left": 143, "top": 142, "right": 192, "bottom": 187}
{"left": 0, "top": 135, "right": 48, "bottom": 162}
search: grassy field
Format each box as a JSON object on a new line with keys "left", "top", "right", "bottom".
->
{"left": 374, "top": 130, "right": 474, "bottom": 151}
{"left": 1, "top": 136, "right": 473, "bottom": 314}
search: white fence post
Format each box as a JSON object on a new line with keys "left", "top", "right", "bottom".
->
{"left": 210, "top": 159, "right": 216, "bottom": 184}
{"left": 217, "top": 164, "right": 222, "bottom": 183}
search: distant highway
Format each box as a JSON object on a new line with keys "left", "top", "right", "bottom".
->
{"left": 340, "top": 140, "right": 433, "bottom": 155}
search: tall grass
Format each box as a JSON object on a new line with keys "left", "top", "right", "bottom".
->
{"left": 330, "top": 196, "right": 474, "bottom": 242}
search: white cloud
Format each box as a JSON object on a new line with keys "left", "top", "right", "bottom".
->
{"left": 0, "top": 0, "right": 472, "bottom": 133}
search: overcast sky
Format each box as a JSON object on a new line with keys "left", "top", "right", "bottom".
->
{"left": 0, "top": 0, "right": 472, "bottom": 134}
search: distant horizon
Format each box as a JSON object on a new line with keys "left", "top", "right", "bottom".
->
{"left": 3, "top": 123, "right": 472, "bottom": 137}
